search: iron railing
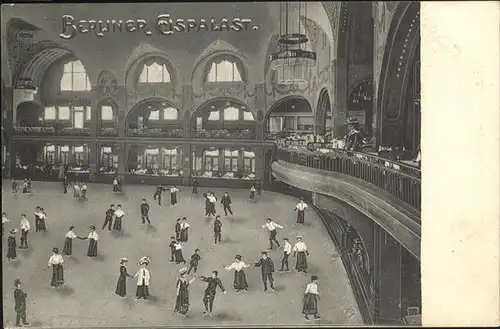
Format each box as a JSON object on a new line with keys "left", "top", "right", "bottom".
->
{"left": 275, "top": 146, "right": 421, "bottom": 211}
{"left": 13, "top": 126, "right": 92, "bottom": 136}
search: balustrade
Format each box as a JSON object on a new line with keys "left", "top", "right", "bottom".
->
{"left": 127, "top": 128, "right": 183, "bottom": 138}
{"left": 13, "top": 126, "right": 92, "bottom": 137}
{"left": 191, "top": 129, "right": 255, "bottom": 140}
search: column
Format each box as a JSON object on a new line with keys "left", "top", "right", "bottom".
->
{"left": 218, "top": 148, "right": 224, "bottom": 175}
{"left": 88, "top": 142, "right": 98, "bottom": 182}
{"left": 254, "top": 146, "right": 265, "bottom": 183}
{"left": 90, "top": 97, "right": 100, "bottom": 138}
{"left": 179, "top": 143, "right": 191, "bottom": 186}
{"left": 182, "top": 85, "right": 193, "bottom": 139}
{"left": 117, "top": 142, "right": 126, "bottom": 181}
{"left": 253, "top": 84, "right": 266, "bottom": 141}
{"left": 334, "top": 59, "right": 348, "bottom": 137}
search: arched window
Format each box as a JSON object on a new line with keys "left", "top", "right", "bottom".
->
{"left": 60, "top": 60, "right": 92, "bottom": 91}
{"left": 208, "top": 111, "right": 220, "bottom": 121}
{"left": 101, "top": 105, "right": 114, "bottom": 121}
{"left": 163, "top": 107, "right": 178, "bottom": 120}
{"left": 43, "top": 105, "right": 91, "bottom": 127}
{"left": 243, "top": 110, "right": 254, "bottom": 121}
{"left": 206, "top": 57, "right": 243, "bottom": 82}
{"left": 44, "top": 106, "right": 56, "bottom": 120}
{"left": 148, "top": 110, "right": 160, "bottom": 121}
{"left": 224, "top": 107, "right": 239, "bottom": 121}
{"left": 203, "top": 149, "right": 219, "bottom": 175}
{"left": 138, "top": 59, "right": 171, "bottom": 83}
{"left": 243, "top": 151, "right": 256, "bottom": 176}
{"left": 224, "top": 149, "right": 238, "bottom": 172}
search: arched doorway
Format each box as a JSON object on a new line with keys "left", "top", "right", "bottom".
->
{"left": 16, "top": 101, "right": 43, "bottom": 126}
{"left": 315, "top": 88, "right": 331, "bottom": 136}
{"left": 126, "top": 98, "right": 183, "bottom": 138}
{"left": 265, "top": 96, "right": 314, "bottom": 140}
{"left": 348, "top": 81, "right": 373, "bottom": 136}
{"left": 191, "top": 98, "right": 255, "bottom": 140}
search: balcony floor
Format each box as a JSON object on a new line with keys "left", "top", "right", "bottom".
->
{"left": 2, "top": 181, "right": 362, "bottom": 327}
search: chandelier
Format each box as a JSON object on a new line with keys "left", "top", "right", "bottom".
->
{"left": 270, "top": 2, "right": 317, "bottom": 85}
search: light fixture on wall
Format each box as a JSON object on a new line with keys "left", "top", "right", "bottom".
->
{"left": 270, "top": 2, "right": 317, "bottom": 85}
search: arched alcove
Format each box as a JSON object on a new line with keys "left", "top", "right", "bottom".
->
{"left": 348, "top": 81, "right": 373, "bottom": 136}
{"left": 191, "top": 145, "right": 256, "bottom": 180}
{"left": 128, "top": 144, "right": 183, "bottom": 177}
{"left": 191, "top": 98, "right": 255, "bottom": 140}
{"left": 265, "top": 96, "right": 314, "bottom": 140}
{"left": 98, "top": 98, "right": 119, "bottom": 136}
{"left": 315, "top": 88, "right": 332, "bottom": 136}
{"left": 16, "top": 101, "right": 42, "bottom": 126}
{"left": 126, "top": 98, "right": 183, "bottom": 138}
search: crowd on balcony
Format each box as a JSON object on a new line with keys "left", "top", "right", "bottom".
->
{"left": 192, "top": 128, "right": 255, "bottom": 140}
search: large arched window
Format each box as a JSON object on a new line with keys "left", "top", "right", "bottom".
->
{"left": 147, "top": 107, "right": 179, "bottom": 121}
{"left": 60, "top": 60, "right": 92, "bottom": 91}
{"left": 138, "top": 57, "right": 171, "bottom": 83}
{"left": 224, "top": 107, "right": 239, "bottom": 121}
{"left": 205, "top": 56, "right": 243, "bottom": 83}
{"left": 43, "top": 105, "right": 91, "bottom": 128}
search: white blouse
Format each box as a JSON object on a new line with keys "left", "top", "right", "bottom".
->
{"left": 208, "top": 195, "right": 216, "bottom": 203}
{"left": 20, "top": 219, "right": 30, "bottom": 230}
{"left": 174, "top": 243, "right": 182, "bottom": 250}
{"left": 262, "top": 221, "right": 283, "bottom": 231}
{"left": 283, "top": 242, "right": 292, "bottom": 254}
{"left": 65, "top": 231, "right": 77, "bottom": 239}
{"left": 88, "top": 231, "right": 99, "bottom": 240}
{"left": 48, "top": 254, "right": 64, "bottom": 266}
{"left": 181, "top": 222, "right": 190, "bottom": 230}
{"left": 2, "top": 216, "right": 9, "bottom": 224}
{"left": 170, "top": 187, "right": 179, "bottom": 193}
{"left": 250, "top": 187, "right": 256, "bottom": 192}
{"left": 114, "top": 209, "right": 125, "bottom": 218}
{"left": 293, "top": 242, "right": 308, "bottom": 252}
{"left": 305, "top": 282, "right": 318, "bottom": 295}
{"left": 225, "top": 261, "right": 250, "bottom": 271}
{"left": 296, "top": 202, "right": 308, "bottom": 211}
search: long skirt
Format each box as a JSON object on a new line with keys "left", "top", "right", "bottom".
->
{"left": 39, "top": 218, "right": 46, "bottom": 231}
{"left": 249, "top": 191, "right": 255, "bottom": 199}
{"left": 51, "top": 264, "right": 64, "bottom": 287}
{"left": 113, "top": 217, "right": 123, "bottom": 232}
{"left": 7, "top": 246, "right": 16, "bottom": 259}
{"left": 234, "top": 270, "right": 248, "bottom": 290}
{"left": 62, "top": 237, "right": 73, "bottom": 255}
{"left": 174, "top": 287, "right": 190, "bottom": 314}
{"left": 136, "top": 283, "right": 149, "bottom": 299}
{"left": 179, "top": 229, "right": 188, "bottom": 242}
{"left": 175, "top": 249, "right": 185, "bottom": 264}
{"left": 171, "top": 192, "right": 177, "bottom": 205}
{"left": 115, "top": 276, "right": 127, "bottom": 297}
{"left": 209, "top": 202, "right": 216, "bottom": 215}
{"left": 302, "top": 293, "right": 318, "bottom": 315}
{"left": 87, "top": 238, "right": 98, "bottom": 257}
{"left": 296, "top": 210, "right": 305, "bottom": 224}
{"left": 296, "top": 251, "right": 308, "bottom": 271}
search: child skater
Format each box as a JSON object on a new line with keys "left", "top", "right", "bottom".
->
{"left": 174, "top": 240, "right": 186, "bottom": 265}
{"left": 179, "top": 217, "right": 190, "bottom": 243}
{"left": 261, "top": 218, "right": 284, "bottom": 250}
{"left": 47, "top": 248, "right": 64, "bottom": 288}
{"left": 7, "top": 229, "right": 17, "bottom": 260}
{"left": 302, "top": 275, "right": 321, "bottom": 321}
{"left": 224, "top": 254, "right": 250, "bottom": 292}
{"left": 115, "top": 258, "right": 133, "bottom": 298}
{"left": 187, "top": 249, "right": 201, "bottom": 275}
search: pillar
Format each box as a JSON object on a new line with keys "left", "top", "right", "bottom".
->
{"left": 254, "top": 84, "right": 266, "bottom": 141}
{"left": 88, "top": 142, "right": 98, "bottom": 182}
{"left": 117, "top": 142, "right": 126, "bottom": 181}
{"left": 333, "top": 59, "right": 348, "bottom": 138}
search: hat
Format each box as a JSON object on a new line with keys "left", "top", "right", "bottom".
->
{"left": 311, "top": 275, "right": 319, "bottom": 281}
{"left": 120, "top": 258, "right": 128, "bottom": 263}
{"left": 299, "top": 197, "right": 304, "bottom": 201}
{"left": 235, "top": 255, "right": 242, "bottom": 260}
{"left": 53, "top": 247, "right": 59, "bottom": 253}
{"left": 10, "top": 229, "right": 17, "bottom": 234}
{"left": 14, "top": 279, "right": 22, "bottom": 286}
{"left": 139, "top": 256, "right": 151, "bottom": 266}
{"left": 283, "top": 237, "right": 289, "bottom": 241}
{"left": 345, "top": 117, "right": 359, "bottom": 125}
{"left": 266, "top": 217, "right": 272, "bottom": 221}
{"left": 195, "top": 248, "right": 200, "bottom": 252}
{"left": 69, "top": 225, "right": 75, "bottom": 230}
{"left": 90, "top": 225, "right": 96, "bottom": 230}
{"left": 297, "top": 236, "right": 303, "bottom": 240}
{"left": 261, "top": 251, "right": 268, "bottom": 255}
{"left": 179, "top": 267, "right": 188, "bottom": 275}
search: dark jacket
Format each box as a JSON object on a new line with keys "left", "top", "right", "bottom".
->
{"left": 14, "top": 288, "right": 27, "bottom": 311}
{"left": 190, "top": 253, "right": 201, "bottom": 266}
{"left": 169, "top": 241, "right": 176, "bottom": 252}
{"left": 175, "top": 222, "right": 181, "bottom": 233}
{"left": 254, "top": 257, "right": 274, "bottom": 274}
{"left": 140, "top": 203, "right": 150, "bottom": 215}
{"left": 221, "top": 195, "right": 232, "bottom": 206}
{"left": 105, "top": 208, "right": 114, "bottom": 219}
{"left": 200, "top": 276, "right": 225, "bottom": 295}
{"left": 214, "top": 219, "right": 222, "bottom": 233}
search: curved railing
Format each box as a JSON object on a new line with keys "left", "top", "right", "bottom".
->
{"left": 13, "top": 126, "right": 92, "bottom": 136}
{"left": 275, "top": 145, "right": 421, "bottom": 211}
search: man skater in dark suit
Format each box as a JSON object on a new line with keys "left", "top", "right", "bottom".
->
{"left": 191, "top": 177, "right": 199, "bottom": 195}
{"left": 254, "top": 251, "right": 275, "bottom": 292}
{"left": 187, "top": 249, "right": 201, "bottom": 275}
{"left": 152, "top": 184, "right": 165, "bottom": 206}
{"left": 169, "top": 236, "right": 176, "bottom": 263}
{"left": 102, "top": 204, "right": 115, "bottom": 231}
{"left": 14, "top": 279, "right": 30, "bottom": 327}
{"left": 140, "top": 199, "right": 151, "bottom": 224}
{"left": 220, "top": 192, "right": 233, "bottom": 216}
{"left": 198, "top": 271, "right": 227, "bottom": 316}
{"left": 175, "top": 218, "right": 181, "bottom": 241}
{"left": 256, "top": 180, "right": 262, "bottom": 197}
{"left": 213, "top": 215, "right": 222, "bottom": 244}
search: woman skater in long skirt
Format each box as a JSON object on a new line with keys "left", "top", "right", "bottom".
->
{"left": 302, "top": 275, "right": 321, "bottom": 321}
{"left": 81, "top": 226, "right": 99, "bottom": 257}
{"left": 113, "top": 205, "right": 125, "bottom": 232}
{"left": 47, "top": 248, "right": 64, "bottom": 288}
{"left": 174, "top": 267, "right": 196, "bottom": 316}
{"left": 174, "top": 241, "right": 186, "bottom": 264}
{"left": 115, "top": 258, "right": 133, "bottom": 297}
{"left": 7, "top": 229, "right": 17, "bottom": 260}
{"left": 38, "top": 208, "right": 47, "bottom": 232}
{"left": 225, "top": 255, "right": 250, "bottom": 292}
{"left": 62, "top": 226, "right": 81, "bottom": 256}
{"left": 293, "top": 236, "right": 310, "bottom": 274}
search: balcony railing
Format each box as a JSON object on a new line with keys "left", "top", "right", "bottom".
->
{"left": 276, "top": 146, "right": 421, "bottom": 211}
{"left": 100, "top": 127, "right": 119, "bottom": 137}
{"left": 127, "top": 128, "right": 184, "bottom": 138}
{"left": 13, "top": 126, "right": 92, "bottom": 136}
{"left": 191, "top": 129, "right": 255, "bottom": 140}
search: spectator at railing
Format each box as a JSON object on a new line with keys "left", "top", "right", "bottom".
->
{"left": 343, "top": 117, "right": 363, "bottom": 151}
{"left": 192, "top": 129, "right": 255, "bottom": 140}
{"left": 100, "top": 127, "right": 119, "bottom": 136}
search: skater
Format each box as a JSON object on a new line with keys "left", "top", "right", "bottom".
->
{"left": 213, "top": 215, "right": 222, "bottom": 244}
{"left": 256, "top": 181, "right": 262, "bottom": 197}
{"left": 47, "top": 248, "right": 64, "bottom": 288}
{"left": 81, "top": 182, "right": 87, "bottom": 199}
{"left": 152, "top": 184, "right": 165, "bottom": 205}
{"left": 73, "top": 181, "right": 81, "bottom": 198}
{"left": 62, "top": 175, "right": 69, "bottom": 194}
{"left": 279, "top": 237, "right": 292, "bottom": 271}
{"left": 293, "top": 236, "right": 309, "bottom": 274}
{"left": 115, "top": 258, "right": 133, "bottom": 298}
{"left": 81, "top": 226, "right": 99, "bottom": 257}
{"left": 19, "top": 214, "right": 30, "bottom": 249}
{"left": 254, "top": 251, "right": 275, "bottom": 292}
{"left": 22, "top": 179, "right": 29, "bottom": 193}
{"left": 170, "top": 185, "right": 179, "bottom": 206}
{"left": 174, "top": 240, "right": 187, "bottom": 264}
{"left": 134, "top": 257, "right": 151, "bottom": 300}
{"left": 303, "top": 275, "right": 321, "bottom": 321}
{"left": 27, "top": 178, "right": 32, "bottom": 193}
{"left": 199, "top": 271, "right": 227, "bottom": 316}
{"left": 12, "top": 178, "right": 18, "bottom": 194}
{"left": 112, "top": 177, "right": 120, "bottom": 192}
{"left": 38, "top": 208, "right": 47, "bottom": 232}
{"left": 225, "top": 255, "right": 249, "bottom": 292}
{"left": 34, "top": 207, "right": 42, "bottom": 232}
{"left": 249, "top": 185, "right": 256, "bottom": 201}
{"left": 102, "top": 204, "right": 115, "bottom": 231}
{"left": 140, "top": 199, "right": 151, "bottom": 224}
{"left": 174, "top": 218, "right": 181, "bottom": 241}
{"left": 174, "top": 267, "right": 196, "bottom": 316}
{"left": 261, "top": 218, "right": 284, "bottom": 250}
{"left": 14, "top": 279, "right": 30, "bottom": 327}
{"left": 191, "top": 177, "right": 199, "bottom": 195}
{"left": 220, "top": 192, "right": 233, "bottom": 216}
{"left": 2, "top": 212, "right": 9, "bottom": 235}
{"left": 208, "top": 192, "right": 217, "bottom": 216}
{"left": 294, "top": 198, "right": 308, "bottom": 224}
{"left": 62, "top": 226, "right": 82, "bottom": 256}
{"left": 169, "top": 236, "right": 176, "bottom": 263}
{"left": 204, "top": 193, "right": 210, "bottom": 216}
{"left": 113, "top": 205, "right": 125, "bottom": 232}
{"left": 179, "top": 217, "right": 190, "bottom": 243}
{"left": 187, "top": 249, "right": 201, "bottom": 275}
{"left": 7, "top": 229, "right": 17, "bottom": 260}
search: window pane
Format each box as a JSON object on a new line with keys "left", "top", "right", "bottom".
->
{"left": 44, "top": 107, "right": 56, "bottom": 120}
{"left": 208, "top": 111, "right": 219, "bottom": 121}
{"left": 207, "top": 62, "right": 217, "bottom": 82}
{"left": 163, "top": 107, "right": 178, "bottom": 120}
{"left": 60, "top": 73, "right": 72, "bottom": 91}
{"left": 72, "top": 60, "right": 85, "bottom": 73}
{"left": 196, "top": 117, "right": 203, "bottom": 130}
{"left": 243, "top": 110, "right": 254, "bottom": 121}
{"left": 224, "top": 107, "right": 239, "bottom": 121}
{"left": 233, "top": 62, "right": 242, "bottom": 81}
{"left": 73, "top": 110, "right": 84, "bottom": 128}
{"left": 148, "top": 62, "right": 163, "bottom": 82}
{"left": 101, "top": 106, "right": 113, "bottom": 120}
{"left": 58, "top": 106, "right": 70, "bottom": 120}
{"left": 217, "top": 61, "right": 233, "bottom": 82}
{"left": 148, "top": 110, "right": 160, "bottom": 120}
{"left": 86, "top": 76, "right": 92, "bottom": 91}
{"left": 72, "top": 72, "right": 87, "bottom": 91}
{"left": 162, "top": 64, "right": 171, "bottom": 82}
{"left": 86, "top": 106, "right": 91, "bottom": 120}
{"left": 63, "top": 62, "right": 73, "bottom": 73}
{"left": 138, "top": 66, "right": 148, "bottom": 83}
{"left": 102, "top": 147, "right": 112, "bottom": 154}
{"left": 74, "top": 146, "right": 84, "bottom": 153}
{"left": 60, "top": 145, "right": 70, "bottom": 152}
